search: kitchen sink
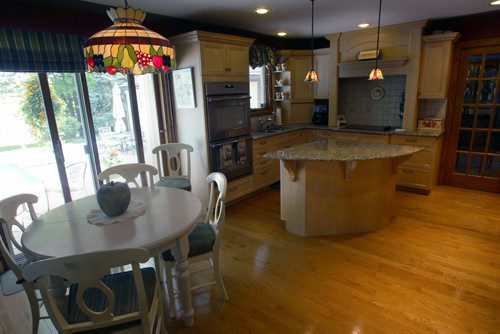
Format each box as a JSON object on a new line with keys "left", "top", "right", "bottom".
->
{"left": 262, "top": 125, "right": 293, "bottom": 133}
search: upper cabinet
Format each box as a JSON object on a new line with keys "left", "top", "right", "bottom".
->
{"left": 170, "top": 31, "right": 254, "bottom": 82}
{"left": 278, "top": 50, "right": 314, "bottom": 101}
{"left": 276, "top": 50, "right": 317, "bottom": 124}
{"left": 289, "top": 56, "right": 314, "bottom": 100}
{"left": 314, "top": 48, "right": 330, "bottom": 99}
{"left": 418, "top": 32, "right": 461, "bottom": 99}
{"left": 200, "top": 42, "right": 250, "bottom": 77}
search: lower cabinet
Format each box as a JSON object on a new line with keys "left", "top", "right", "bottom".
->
{"left": 358, "top": 133, "right": 390, "bottom": 144}
{"left": 389, "top": 135, "right": 443, "bottom": 193}
{"left": 226, "top": 175, "right": 254, "bottom": 203}
{"left": 306, "top": 129, "right": 336, "bottom": 142}
{"left": 252, "top": 131, "right": 301, "bottom": 192}
{"left": 226, "top": 129, "right": 442, "bottom": 202}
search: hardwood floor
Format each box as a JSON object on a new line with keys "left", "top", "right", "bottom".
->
{"left": 1, "top": 185, "right": 499, "bottom": 333}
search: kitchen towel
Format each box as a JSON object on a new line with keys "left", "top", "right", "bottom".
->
{"left": 87, "top": 200, "right": 146, "bottom": 225}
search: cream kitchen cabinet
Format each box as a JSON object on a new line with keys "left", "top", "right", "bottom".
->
{"left": 289, "top": 56, "right": 314, "bottom": 100}
{"left": 335, "top": 132, "right": 359, "bottom": 141}
{"left": 418, "top": 32, "right": 460, "bottom": 99}
{"left": 252, "top": 136, "right": 279, "bottom": 190}
{"left": 252, "top": 131, "right": 301, "bottom": 191}
{"left": 200, "top": 42, "right": 250, "bottom": 77}
{"left": 305, "top": 129, "right": 336, "bottom": 142}
{"left": 276, "top": 50, "right": 315, "bottom": 124}
{"left": 390, "top": 134, "right": 443, "bottom": 193}
{"left": 358, "top": 133, "right": 389, "bottom": 144}
{"left": 313, "top": 48, "right": 330, "bottom": 99}
{"left": 226, "top": 175, "right": 254, "bottom": 203}
{"left": 168, "top": 31, "right": 254, "bottom": 207}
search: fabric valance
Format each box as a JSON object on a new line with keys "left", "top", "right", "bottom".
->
{"left": 0, "top": 29, "right": 85, "bottom": 73}
{"left": 249, "top": 44, "right": 276, "bottom": 69}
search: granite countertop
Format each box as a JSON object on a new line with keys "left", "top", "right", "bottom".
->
{"left": 251, "top": 124, "right": 444, "bottom": 139}
{"left": 264, "top": 138, "right": 423, "bottom": 162}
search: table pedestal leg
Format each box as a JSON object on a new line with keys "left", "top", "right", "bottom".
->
{"left": 170, "top": 236, "right": 194, "bottom": 327}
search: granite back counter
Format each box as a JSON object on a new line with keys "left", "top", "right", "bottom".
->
{"left": 251, "top": 124, "right": 444, "bottom": 195}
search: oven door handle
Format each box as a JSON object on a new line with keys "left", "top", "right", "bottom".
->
{"left": 207, "top": 95, "right": 250, "bottom": 102}
{"left": 210, "top": 140, "right": 238, "bottom": 149}
{"left": 210, "top": 135, "right": 252, "bottom": 148}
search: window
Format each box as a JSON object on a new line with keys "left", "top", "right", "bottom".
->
{"left": 249, "top": 65, "right": 270, "bottom": 111}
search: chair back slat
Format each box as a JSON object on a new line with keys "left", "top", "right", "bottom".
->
{"left": 0, "top": 193, "right": 38, "bottom": 257}
{"left": 99, "top": 163, "right": 158, "bottom": 188}
{"left": 23, "top": 248, "right": 149, "bottom": 283}
{"left": 0, "top": 198, "right": 44, "bottom": 334}
{"left": 22, "top": 248, "right": 159, "bottom": 333}
{"left": 152, "top": 143, "right": 193, "bottom": 180}
{"left": 205, "top": 173, "right": 227, "bottom": 251}
{"left": 76, "top": 280, "right": 116, "bottom": 322}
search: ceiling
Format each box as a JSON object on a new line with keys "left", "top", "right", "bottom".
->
{"left": 82, "top": 0, "right": 499, "bottom": 38}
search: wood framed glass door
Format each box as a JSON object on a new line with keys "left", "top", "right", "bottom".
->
{"left": 444, "top": 43, "right": 500, "bottom": 192}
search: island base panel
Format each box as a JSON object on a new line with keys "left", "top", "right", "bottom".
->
{"left": 281, "top": 159, "right": 396, "bottom": 236}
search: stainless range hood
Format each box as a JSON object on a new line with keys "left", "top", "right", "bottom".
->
{"left": 338, "top": 58, "right": 408, "bottom": 78}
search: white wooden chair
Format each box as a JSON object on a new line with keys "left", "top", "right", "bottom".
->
{"left": 99, "top": 163, "right": 158, "bottom": 188}
{"left": 22, "top": 248, "right": 167, "bottom": 334}
{"left": 152, "top": 143, "right": 193, "bottom": 191}
{"left": 0, "top": 193, "right": 47, "bottom": 334}
{"left": 161, "top": 172, "right": 228, "bottom": 317}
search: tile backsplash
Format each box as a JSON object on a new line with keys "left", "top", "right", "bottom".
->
{"left": 339, "top": 75, "right": 406, "bottom": 128}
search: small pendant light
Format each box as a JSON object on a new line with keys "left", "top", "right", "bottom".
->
{"left": 304, "top": 0, "right": 319, "bottom": 83}
{"left": 368, "top": 0, "right": 384, "bottom": 80}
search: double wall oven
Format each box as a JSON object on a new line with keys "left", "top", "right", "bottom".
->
{"left": 205, "top": 82, "right": 252, "bottom": 181}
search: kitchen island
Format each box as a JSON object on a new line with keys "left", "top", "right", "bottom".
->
{"left": 264, "top": 139, "right": 423, "bottom": 236}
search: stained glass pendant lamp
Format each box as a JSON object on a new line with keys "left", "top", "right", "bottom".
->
{"left": 304, "top": 0, "right": 319, "bottom": 83}
{"left": 84, "top": 0, "right": 175, "bottom": 75}
{"left": 368, "top": 0, "right": 384, "bottom": 80}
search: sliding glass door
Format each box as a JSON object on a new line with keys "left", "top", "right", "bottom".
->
{"left": 0, "top": 70, "right": 164, "bottom": 261}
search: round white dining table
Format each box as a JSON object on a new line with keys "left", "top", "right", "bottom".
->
{"left": 21, "top": 186, "right": 202, "bottom": 327}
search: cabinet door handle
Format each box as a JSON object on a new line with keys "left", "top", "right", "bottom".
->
{"left": 402, "top": 169, "right": 414, "bottom": 174}
{"left": 406, "top": 139, "right": 418, "bottom": 143}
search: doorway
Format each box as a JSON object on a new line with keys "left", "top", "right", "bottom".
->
{"left": 443, "top": 41, "right": 500, "bottom": 192}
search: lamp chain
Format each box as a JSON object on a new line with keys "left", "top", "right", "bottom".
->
{"left": 310, "top": 0, "right": 315, "bottom": 71}
{"left": 375, "top": 0, "right": 382, "bottom": 70}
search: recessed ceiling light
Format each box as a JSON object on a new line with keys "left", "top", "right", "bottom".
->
{"left": 277, "top": 32, "right": 287, "bottom": 37}
{"left": 358, "top": 23, "right": 370, "bottom": 28}
{"left": 255, "top": 7, "right": 271, "bottom": 14}
{"left": 490, "top": 0, "right": 500, "bottom": 5}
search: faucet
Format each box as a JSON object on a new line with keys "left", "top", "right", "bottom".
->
{"left": 260, "top": 117, "right": 274, "bottom": 131}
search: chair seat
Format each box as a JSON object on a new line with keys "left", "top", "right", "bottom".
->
{"left": 162, "top": 223, "right": 215, "bottom": 262}
{"left": 155, "top": 178, "right": 191, "bottom": 191}
{"left": 68, "top": 267, "right": 156, "bottom": 333}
